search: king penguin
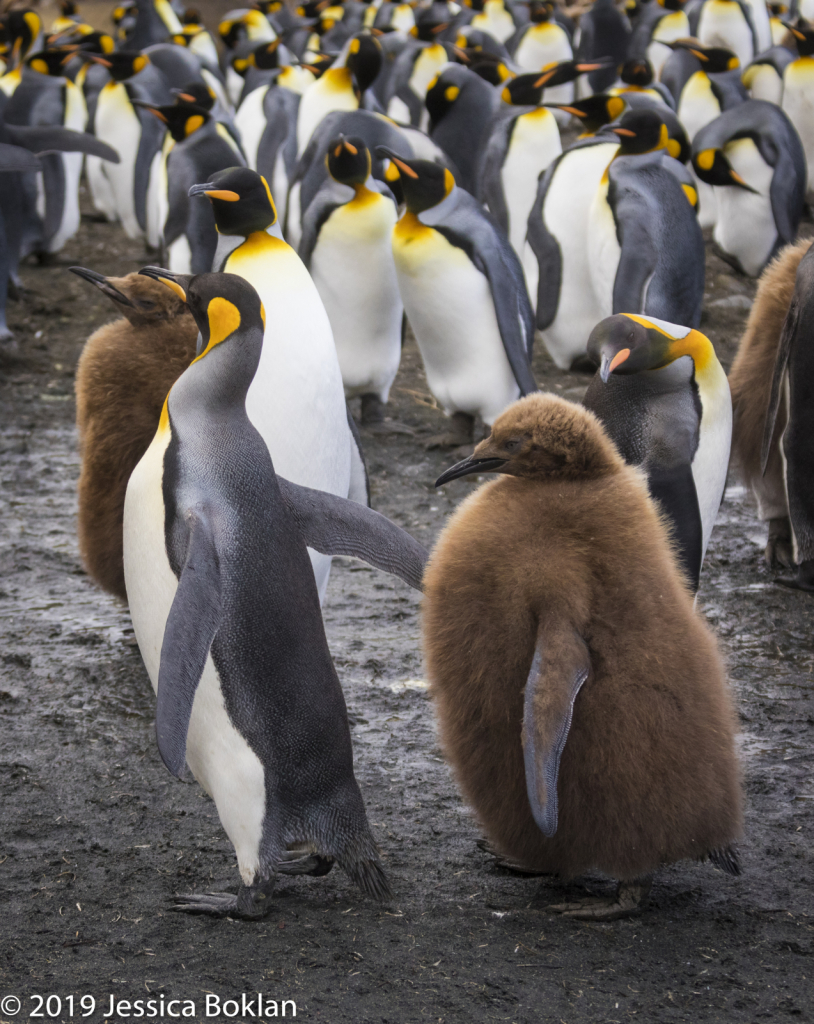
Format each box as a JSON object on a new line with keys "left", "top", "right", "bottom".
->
{"left": 694, "top": 0, "right": 757, "bottom": 69}
{"left": 376, "top": 147, "right": 536, "bottom": 446}
{"left": 583, "top": 314, "right": 733, "bottom": 589}
{"left": 299, "top": 136, "right": 403, "bottom": 426}
{"left": 781, "top": 22, "right": 814, "bottom": 193}
{"left": 513, "top": 1, "right": 573, "bottom": 77}
{"left": 124, "top": 269, "right": 428, "bottom": 916}
{"left": 188, "top": 166, "right": 369, "bottom": 596}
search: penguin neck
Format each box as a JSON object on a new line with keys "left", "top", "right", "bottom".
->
{"left": 170, "top": 341, "right": 259, "bottom": 427}
{"left": 664, "top": 328, "right": 716, "bottom": 379}
{"left": 215, "top": 224, "right": 286, "bottom": 271}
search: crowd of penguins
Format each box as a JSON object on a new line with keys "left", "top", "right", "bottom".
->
{"left": 2, "top": 0, "right": 814, "bottom": 924}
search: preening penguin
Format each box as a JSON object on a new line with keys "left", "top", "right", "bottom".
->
{"left": 299, "top": 136, "right": 402, "bottom": 426}
{"left": 425, "top": 394, "right": 743, "bottom": 919}
{"left": 124, "top": 270, "right": 428, "bottom": 916}
{"left": 691, "top": 100, "right": 805, "bottom": 277}
{"left": 583, "top": 314, "right": 732, "bottom": 590}
{"left": 728, "top": 239, "right": 809, "bottom": 570}
{"left": 70, "top": 266, "right": 198, "bottom": 601}
{"left": 377, "top": 147, "right": 536, "bottom": 446}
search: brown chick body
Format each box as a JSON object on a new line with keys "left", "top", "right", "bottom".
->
{"left": 424, "top": 394, "right": 742, "bottom": 913}
{"left": 73, "top": 270, "right": 198, "bottom": 600}
{"left": 729, "top": 238, "right": 811, "bottom": 568}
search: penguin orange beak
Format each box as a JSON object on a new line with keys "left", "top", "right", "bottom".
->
{"left": 435, "top": 455, "right": 508, "bottom": 487}
{"left": 600, "top": 347, "right": 631, "bottom": 382}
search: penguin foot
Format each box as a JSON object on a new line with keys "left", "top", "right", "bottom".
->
{"left": 476, "top": 838, "right": 552, "bottom": 876}
{"left": 777, "top": 559, "right": 814, "bottom": 593}
{"left": 276, "top": 851, "right": 335, "bottom": 877}
{"left": 424, "top": 412, "right": 475, "bottom": 450}
{"left": 765, "top": 518, "right": 794, "bottom": 569}
{"left": 360, "top": 393, "right": 386, "bottom": 425}
{"left": 172, "top": 879, "right": 275, "bottom": 919}
{"left": 546, "top": 878, "right": 652, "bottom": 921}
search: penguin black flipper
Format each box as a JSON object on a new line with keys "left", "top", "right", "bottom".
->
{"left": 523, "top": 624, "right": 591, "bottom": 839}
{"left": 156, "top": 510, "right": 223, "bottom": 778}
{"left": 0, "top": 142, "right": 40, "bottom": 171}
{"left": 478, "top": 108, "right": 518, "bottom": 232}
{"left": 277, "top": 477, "right": 428, "bottom": 590}
{"left": 647, "top": 464, "right": 703, "bottom": 592}
{"left": 3, "top": 124, "right": 120, "bottom": 162}
{"left": 424, "top": 190, "right": 537, "bottom": 393}
{"left": 298, "top": 180, "right": 354, "bottom": 269}
{"left": 608, "top": 177, "right": 658, "bottom": 317}
{"left": 526, "top": 161, "right": 561, "bottom": 331}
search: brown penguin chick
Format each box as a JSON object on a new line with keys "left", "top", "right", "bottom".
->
{"left": 729, "top": 238, "right": 811, "bottom": 569}
{"left": 71, "top": 268, "right": 198, "bottom": 601}
{"left": 424, "top": 393, "right": 743, "bottom": 920}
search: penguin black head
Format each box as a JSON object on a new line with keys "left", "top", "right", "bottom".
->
{"left": 172, "top": 82, "right": 215, "bottom": 111}
{"left": 530, "top": 58, "right": 616, "bottom": 91}
{"left": 189, "top": 167, "right": 278, "bottom": 236}
{"left": 692, "top": 146, "right": 759, "bottom": 192}
{"left": 501, "top": 72, "right": 547, "bottom": 106}
{"left": 668, "top": 40, "right": 740, "bottom": 72}
{"left": 610, "top": 109, "right": 669, "bottom": 155}
{"left": 659, "top": 0, "right": 687, "bottom": 10}
{"left": 546, "top": 94, "right": 626, "bottom": 133}
{"left": 413, "top": 4, "right": 451, "bottom": 42}
{"left": 784, "top": 20, "right": 814, "bottom": 57}
{"left": 69, "top": 30, "right": 115, "bottom": 55}
{"left": 251, "top": 38, "right": 281, "bottom": 70}
{"left": 139, "top": 269, "right": 265, "bottom": 371}
{"left": 5, "top": 10, "right": 42, "bottom": 65}
{"left": 183, "top": 7, "right": 203, "bottom": 25}
{"left": 620, "top": 58, "right": 654, "bottom": 87}
{"left": 346, "top": 33, "right": 383, "bottom": 94}
{"left": 26, "top": 48, "right": 75, "bottom": 76}
{"left": 84, "top": 50, "right": 150, "bottom": 80}
{"left": 586, "top": 313, "right": 709, "bottom": 381}
{"left": 112, "top": 3, "right": 136, "bottom": 27}
{"left": 425, "top": 69, "right": 467, "bottom": 124}
{"left": 469, "top": 54, "right": 514, "bottom": 87}
{"left": 529, "top": 1, "right": 555, "bottom": 23}
{"left": 375, "top": 146, "right": 454, "bottom": 213}
{"left": 326, "top": 135, "right": 371, "bottom": 186}
{"left": 435, "top": 393, "right": 622, "bottom": 485}
{"left": 134, "top": 102, "right": 210, "bottom": 142}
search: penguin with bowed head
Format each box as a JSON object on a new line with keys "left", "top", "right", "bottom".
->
{"left": 691, "top": 100, "right": 805, "bottom": 278}
{"left": 187, "top": 167, "right": 369, "bottom": 593}
{"left": 69, "top": 266, "right": 198, "bottom": 601}
{"left": 375, "top": 146, "right": 536, "bottom": 447}
{"left": 299, "top": 135, "right": 403, "bottom": 427}
{"left": 425, "top": 393, "right": 743, "bottom": 919}
{"left": 123, "top": 267, "right": 428, "bottom": 915}
{"left": 583, "top": 314, "right": 732, "bottom": 591}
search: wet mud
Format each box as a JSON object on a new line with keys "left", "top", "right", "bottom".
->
{"left": 1, "top": 195, "right": 813, "bottom": 1023}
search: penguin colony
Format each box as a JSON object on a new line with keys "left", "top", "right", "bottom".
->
{"left": 5, "top": 0, "right": 814, "bottom": 921}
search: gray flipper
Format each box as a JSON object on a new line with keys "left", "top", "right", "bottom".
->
{"left": 523, "top": 624, "right": 590, "bottom": 838}
{"left": 298, "top": 179, "right": 354, "bottom": 269}
{"left": 345, "top": 405, "right": 371, "bottom": 507}
{"left": 156, "top": 510, "right": 223, "bottom": 778}
{"left": 277, "top": 477, "right": 427, "bottom": 590}
{"left": 761, "top": 298, "right": 798, "bottom": 476}
{"left": 609, "top": 176, "right": 658, "bottom": 315}
{"left": 647, "top": 463, "right": 703, "bottom": 592}
{"left": 0, "top": 143, "right": 40, "bottom": 172}
{"left": 3, "top": 124, "right": 120, "bottom": 162}
{"left": 478, "top": 108, "right": 516, "bottom": 231}
{"left": 526, "top": 159, "right": 562, "bottom": 330}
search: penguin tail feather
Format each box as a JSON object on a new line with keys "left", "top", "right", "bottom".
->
{"left": 344, "top": 857, "right": 393, "bottom": 902}
{"left": 708, "top": 844, "right": 741, "bottom": 877}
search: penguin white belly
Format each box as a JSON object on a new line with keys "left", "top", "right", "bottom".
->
{"left": 471, "top": 4, "right": 516, "bottom": 43}
{"left": 678, "top": 73, "right": 722, "bottom": 228}
{"left": 296, "top": 70, "right": 357, "bottom": 155}
{"left": 540, "top": 142, "right": 618, "bottom": 369}
{"left": 501, "top": 108, "right": 562, "bottom": 261}
{"left": 123, "top": 418, "right": 267, "bottom": 887}
{"left": 648, "top": 11, "right": 691, "bottom": 77}
{"left": 514, "top": 24, "right": 572, "bottom": 73}
{"left": 145, "top": 134, "right": 172, "bottom": 249}
{"left": 48, "top": 80, "right": 87, "bottom": 254}
{"left": 587, "top": 179, "right": 622, "bottom": 317}
{"left": 742, "top": 0, "right": 772, "bottom": 51}
{"left": 86, "top": 155, "right": 118, "bottom": 221}
{"left": 746, "top": 63, "right": 783, "bottom": 105}
{"left": 310, "top": 194, "right": 403, "bottom": 401}
{"left": 408, "top": 44, "right": 448, "bottom": 102}
{"left": 387, "top": 95, "right": 412, "bottom": 122}
{"left": 782, "top": 59, "right": 814, "bottom": 192}
{"left": 696, "top": 3, "right": 754, "bottom": 68}
{"left": 224, "top": 234, "right": 352, "bottom": 597}
{"left": 692, "top": 359, "right": 733, "bottom": 558}
{"left": 272, "top": 149, "right": 289, "bottom": 231}
{"left": 392, "top": 222, "right": 519, "bottom": 424}
{"left": 95, "top": 82, "right": 143, "bottom": 239}
{"left": 168, "top": 234, "right": 192, "bottom": 273}
{"left": 713, "top": 137, "right": 776, "bottom": 277}
{"left": 235, "top": 85, "right": 270, "bottom": 169}
{"left": 285, "top": 181, "right": 303, "bottom": 247}
{"left": 226, "top": 66, "right": 245, "bottom": 108}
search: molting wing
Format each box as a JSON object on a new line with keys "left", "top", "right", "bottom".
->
{"left": 522, "top": 623, "right": 590, "bottom": 838}
{"left": 278, "top": 477, "right": 427, "bottom": 591}
{"left": 157, "top": 510, "right": 223, "bottom": 778}
{"left": 761, "top": 297, "right": 798, "bottom": 476}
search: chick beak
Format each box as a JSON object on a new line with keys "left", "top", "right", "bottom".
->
{"left": 435, "top": 455, "right": 508, "bottom": 487}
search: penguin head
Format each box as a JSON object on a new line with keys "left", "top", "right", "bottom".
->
{"left": 784, "top": 20, "right": 814, "bottom": 57}
{"left": 134, "top": 101, "right": 210, "bottom": 142}
{"left": 413, "top": 5, "right": 451, "bottom": 41}
{"left": 546, "top": 94, "right": 626, "bottom": 133}
{"left": 620, "top": 58, "right": 654, "bottom": 87}
{"left": 183, "top": 7, "right": 204, "bottom": 25}
{"left": 668, "top": 40, "right": 740, "bottom": 73}
{"left": 658, "top": 0, "right": 686, "bottom": 10}
{"left": 501, "top": 72, "right": 548, "bottom": 106}
{"left": 469, "top": 54, "right": 515, "bottom": 87}
{"left": 435, "top": 394, "right": 622, "bottom": 485}
{"left": 26, "top": 48, "right": 75, "bottom": 77}
{"left": 527, "top": 58, "right": 615, "bottom": 91}
{"left": 346, "top": 33, "right": 383, "bottom": 93}
{"left": 375, "top": 146, "right": 454, "bottom": 212}
{"left": 529, "top": 1, "right": 555, "bottom": 23}
{"left": 425, "top": 67, "right": 469, "bottom": 126}
{"left": 326, "top": 135, "right": 371, "bottom": 186}
{"left": 692, "top": 146, "right": 759, "bottom": 192}
{"left": 68, "top": 30, "right": 116, "bottom": 55}
{"left": 139, "top": 269, "right": 265, "bottom": 385}
{"left": 68, "top": 266, "right": 189, "bottom": 324}
{"left": 251, "top": 38, "right": 282, "bottom": 70}
{"left": 609, "top": 109, "right": 669, "bottom": 155}
{"left": 587, "top": 314, "right": 699, "bottom": 381}
{"left": 84, "top": 50, "right": 150, "bottom": 80}
{"left": 5, "top": 10, "right": 42, "bottom": 66}
{"left": 189, "top": 167, "right": 278, "bottom": 236}
{"left": 172, "top": 82, "right": 216, "bottom": 111}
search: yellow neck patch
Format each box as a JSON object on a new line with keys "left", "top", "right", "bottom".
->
{"left": 623, "top": 314, "right": 716, "bottom": 374}
{"left": 193, "top": 297, "right": 241, "bottom": 363}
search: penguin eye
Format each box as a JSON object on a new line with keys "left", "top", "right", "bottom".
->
{"left": 504, "top": 439, "right": 522, "bottom": 452}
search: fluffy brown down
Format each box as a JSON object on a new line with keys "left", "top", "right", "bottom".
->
{"left": 423, "top": 394, "right": 743, "bottom": 882}
{"left": 75, "top": 275, "right": 197, "bottom": 600}
{"left": 729, "top": 238, "right": 810, "bottom": 492}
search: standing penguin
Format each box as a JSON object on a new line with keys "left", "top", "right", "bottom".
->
{"left": 575, "top": 0, "right": 631, "bottom": 89}
{"left": 425, "top": 393, "right": 743, "bottom": 919}
{"left": 188, "top": 166, "right": 368, "bottom": 595}
{"left": 627, "top": 0, "right": 689, "bottom": 79}
{"left": 583, "top": 314, "right": 732, "bottom": 589}
{"left": 691, "top": 100, "right": 805, "bottom": 276}
{"left": 781, "top": 22, "right": 814, "bottom": 193}
{"left": 479, "top": 72, "right": 562, "bottom": 265}
{"left": 299, "top": 136, "right": 402, "bottom": 426}
{"left": 124, "top": 270, "right": 427, "bottom": 916}
{"left": 376, "top": 147, "right": 536, "bottom": 446}
{"left": 512, "top": 2, "right": 573, "bottom": 77}
{"left": 693, "top": 0, "right": 757, "bottom": 69}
